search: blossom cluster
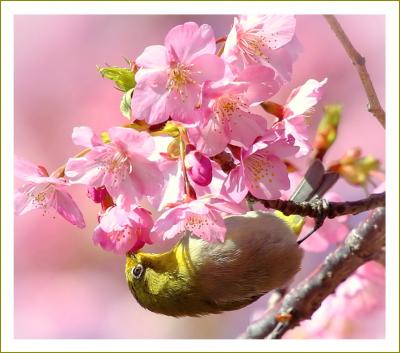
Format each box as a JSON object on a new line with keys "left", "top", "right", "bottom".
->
{"left": 15, "top": 15, "right": 328, "bottom": 254}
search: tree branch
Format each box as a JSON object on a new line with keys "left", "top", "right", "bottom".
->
{"left": 324, "top": 15, "right": 385, "bottom": 128}
{"left": 240, "top": 207, "right": 385, "bottom": 339}
{"left": 247, "top": 192, "right": 385, "bottom": 219}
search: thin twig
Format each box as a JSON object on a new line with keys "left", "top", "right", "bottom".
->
{"left": 324, "top": 15, "right": 385, "bottom": 127}
{"left": 248, "top": 192, "right": 385, "bottom": 219}
{"left": 241, "top": 207, "right": 385, "bottom": 339}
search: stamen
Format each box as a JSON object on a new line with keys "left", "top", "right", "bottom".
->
{"left": 26, "top": 184, "right": 53, "bottom": 209}
{"left": 166, "top": 63, "right": 195, "bottom": 101}
{"left": 213, "top": 94, "right": 248, "bottom": 125}
{"left": 237, "top": 28, "right": 275, "bottom": 64}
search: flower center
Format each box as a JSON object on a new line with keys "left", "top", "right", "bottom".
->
{"left": 101, "top": 150, "right": 133, "bottom": 186}
{"left": 110, "top": 151, "right": 130, "bottom": 172}
{"left": 185, "top": 214, "right": 209, "bottom": 232}
{"left": 26, "top": 184, "right": 53, "bottom": 209}
{"left": 214, "top": 94, "right": 248, "bottom": 123}
{"left": 238, "top": 29, "right": 271, "bottom": 64}
{"left": 245, "top": 152, "right": 275, "bottom": 187}
{"left": 167, "top": 63, "right": 195, "bottom": 99}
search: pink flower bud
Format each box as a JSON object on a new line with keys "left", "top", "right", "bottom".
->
{"left": 185, "top": 148, "right": 212, "bottom": 187}
{"left": 87, "top": 186, "right": 107, "bottom": 203}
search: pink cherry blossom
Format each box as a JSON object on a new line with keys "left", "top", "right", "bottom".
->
{"left": 14, "top": 156, "right": 85, "bottom": 228}
{"left": 284, "top": 261, "right": 385, "bottom": 339}
{"left": 274, "top": 78, "right": 328, "bottom": 155}
{"left": 131, "top": 22, "right": 225, "bottom": 125}
{"left": 93, "top": 205, "right": 153, "bottom": 254}
{"left": 188, "top": 65, "right": 281, "bottom": 156}
{"left": 223, "top": 15, "right": 300, "bottom": 82}
{"left": 65, "top": 126, "right": 164, "bottom": 208}
{"left": 222, "top": 132, "right": 299, "bottom": 202}
{"left": 150, "top": 155, "right": 226, "bottom": 211}
{"left": 152, "top": 197, "right": 244, "bottom": 243}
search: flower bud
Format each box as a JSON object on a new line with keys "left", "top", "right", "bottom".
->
{"left": 97, "top": 66, "right": 135, "bottom": 92}
{"left": 184, "top": 145, "right": 212, "bottom": 186}
{"left": 313, "top": 105, "right": 341, "bottom": 160}
{"left": 330, "top": 148, "right": 380, "bottom": 187}
{"left": 87, "top": 186, "right": 108, "bottom": 203}
{"left": 261, "top": 101, "right": 284, "bottom": 119}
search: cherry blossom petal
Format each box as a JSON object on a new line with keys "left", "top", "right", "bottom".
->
{"left": 261, "top": 44, "right": 298, "bottom": 83}
{"left": 187, "top": 209, "right": 226, "bottom": 243}
{"left": 14, "top": 156, "right": 49, "bottom": 182}
{"left": 207, "top": 198, "right": 246, "bottom": 215}
{"left": 65, "top": 148, "right": 109, "bottom": 186}
{"left": 53, "top": 189, "right": 85, "bottom": 228}
{"left": 106, "top": 172, "right": 143, "bottom": 207}
{"left": 71, "top": 126, "right": 102, "bottom": 148}
{"left": 164, "top": 85, "right": 202, "bottom": 125}
{"left": 93, "top": 206, "right": 153, "bottom": 254}
{"left": 131, "top": 73, "right": 169, "bottom": 124}
{"left": 129, "top": 156, "right": 164, "bottom": 197}
{"left": 108, "top": 127, "right": 155, "bottom": 158}
{"left": 237, "top": 65, "right": 280, "bottom": 103}
{"left": 281, "top": 116, "right": 311, "bottom": 156}
{"left": 135, "top": 45, "right": 169, "bottom": 69}
{"left": 264, "top": 138, "right": 300, "bottom": 159}
{"left": 285, "top": 78, "right": 328, "bottom": 117}
{"left": 14, "top": 183, "right": 54, "bottom": 215}
{"left": 229, "top": 113, "right": 267, "bottom": 148}
{"left": 92, "top": 227, "right": 114, "bottom": 251}
{"left": 148, "top": 158, "right": 185, "bottom": 211}
{"left": 188, "top": 118, "right": 230, "bottom": 157}
{"left": 190, "top": 54, "right": 225, "bottom": 82}
{"left": 221, "top": 165, "right": 248, "bottom": 203}
{"left": 99, "top": 206, "right": 129, "bottom": 232}
{"left": 223, "top": 17, "right": 239, "bottom": 58}
{"left": 260, "top": 15, "right": 296, "bottom": 49}
{"left": 165, "top": 22, "right": 216, "bottom": 63}
{"left": 244, "top": 152, "right": 290, "bottom": 199}
{"left": 152, "top": 206, "right": 187, "bottom": 241}
{"left": 14, "top": 187, "right": 37, "bottom": 215}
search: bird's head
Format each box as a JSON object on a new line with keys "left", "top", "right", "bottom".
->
{"left": 125, "top": 247, "right": 197, "bottom": 316}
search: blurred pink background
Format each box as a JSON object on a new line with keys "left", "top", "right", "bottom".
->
{"left": 14, "top": 15, "right": 385, "bottom": 338}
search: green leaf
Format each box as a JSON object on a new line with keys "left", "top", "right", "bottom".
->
{"left": 97, "top": 66, "right": 135, "bottom": 92}
{"left": 120, "top": 88, "right": 134, "bottom": 119}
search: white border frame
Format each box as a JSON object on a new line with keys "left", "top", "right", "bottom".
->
{"left": 2, "top": 1, "right": 399, "bottom": 352}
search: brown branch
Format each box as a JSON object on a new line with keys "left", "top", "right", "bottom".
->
{"left": 324, "top": 15, "right": 385, "bottom": 128}
{"left": 248, "top": 192, "right": 385, "bottom": 219}
{"left": 241, "top": 207, "right": 385, "bottom": 339}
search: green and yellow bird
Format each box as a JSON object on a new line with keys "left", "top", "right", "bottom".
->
{"left": 125, "top": 160, "right": 338, "bottom": 317}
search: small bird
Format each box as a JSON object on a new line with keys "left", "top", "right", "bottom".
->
{"left": 125, "top": 160, "right": 338, "bottom": 317}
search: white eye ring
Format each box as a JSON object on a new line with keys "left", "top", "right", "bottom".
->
{"left": 132, "top": 263, "right": 144, "bottom": 279}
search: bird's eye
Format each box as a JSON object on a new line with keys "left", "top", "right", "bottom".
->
{"left": 132, "top": 263, "right": 144, "bottom": 279}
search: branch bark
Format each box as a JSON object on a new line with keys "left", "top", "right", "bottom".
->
{"left": 324, "top": 15, "right": 385, "bottom": 127}
{"left": 241, "top": 207, "right": 385, "bottom": 339}
{"left": 248, "top": 192, "right": 385, "bottom": 219}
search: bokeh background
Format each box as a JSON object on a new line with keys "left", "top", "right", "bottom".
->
{"left": 14, "top": 15, "right": 385, "bottom": 339}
